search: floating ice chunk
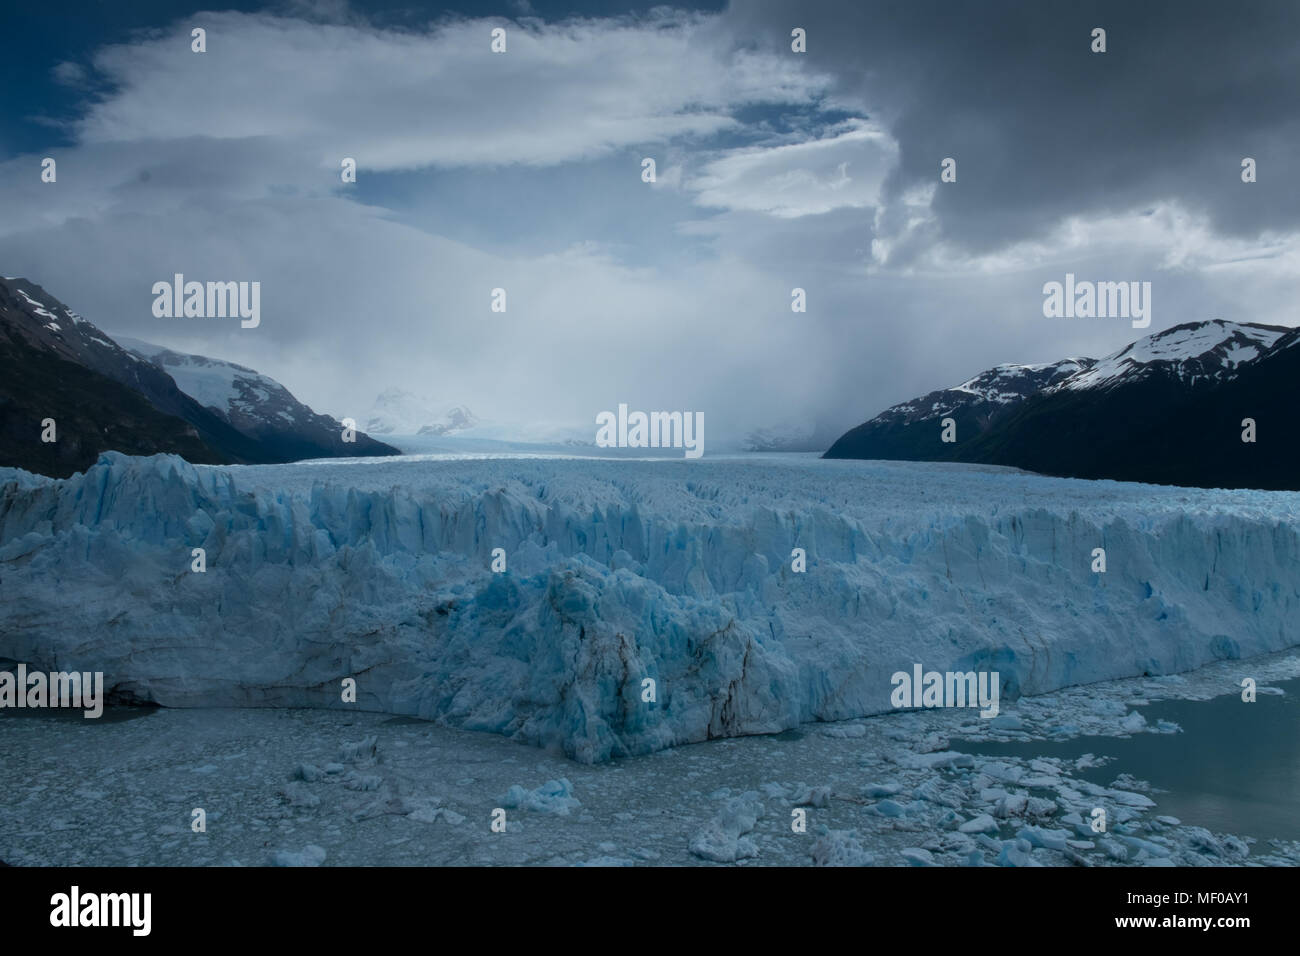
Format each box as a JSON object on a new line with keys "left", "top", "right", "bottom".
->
{"left": 689, "top": 795, "right": 762, "bottom": 862}
{"left": 343, "top": 772, "right": 384, "bottom": 792}
{"left": 1017, "top": 826, "right": 1069, "bottom": 851}
{"left": 959, "top": 814, "right": 999, "bottom": 834}
{"left": 978, "top": 761, "right": 1025, "bottom": 784}
{"left": 915, "top": 732, "right": 950, "bottom": 753}
{"left": 278, "top": 782, "right": 321, "bottom": 808}
{"left": 869, "top": 799, "right": 907, "bottom": 818}
{"left": 1019, "top": 775, "right": 1061, "bottom": 789}
{"left": 993, "top": 794, "right": 1028, "bottom": 819}
{"left": 912, "top": 779, "right": 963, "bottom": 809}
{"left": 339, "top": 736, "right": 379, "bottom": 764}
{"left": 1099, "top": 838, "right": 1128, "bottom": 861}
{"left": 862, "top": 782, "right": 902, "bottom": 798}
{"left": 898, "top": 751, "right": 973, "bottom": 771}
{"left": 792, "top": 785, "right": 832, "bottom": 808}
{"left": 576, "top": 856, "right": 635, "bottom": 867}
{"left": 995, "top": 838, "right": 1037, "bottom": 867}
{"left": 498, "top": 778, "right": 581, "bottom": 815}
{"left": 810, "top": 830, "right": 874, "bottom": 867}
{"left": 268, "top": 845, "right": 326, "bottom": 867}
{"left": 1107, "top": 789, "right": 1157, "bottom": 808}
{"left": 1119, "top": 835, "right": 1172, "bottom": 858}
{"left": 1118, "top": 711, "right": 1148, "bottom": 733}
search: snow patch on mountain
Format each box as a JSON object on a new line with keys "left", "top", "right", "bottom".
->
{"left": 878, "top": 358, "right": 1094, "bottom": 423}
{"left": 116, "top": 337, "right": 266, "bottom": 414}
{"left": 1053, "top": 320, "right": 1289, "bottom": 393}
{"left": 115, "top": 337, "right": 352, "bottom": 445}
{"left": 950, "top": 360, "right": 1091, "bottom": 404}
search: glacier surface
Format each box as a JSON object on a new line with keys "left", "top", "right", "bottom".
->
{"left": 1, "top": 451, "right": 1297, "bottom": 762}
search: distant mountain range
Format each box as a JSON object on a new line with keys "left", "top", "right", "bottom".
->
{"left": 363, "top": 388, "right": 479, "bottom": 437}
{"left": 0, "top": 276, "right": 399, "bottom": 477}
{"left": 825, "top": 320, "right": 1300, "bottom": 490}
{"left": 743, "top": 420, "right": 845, "bottom": 453}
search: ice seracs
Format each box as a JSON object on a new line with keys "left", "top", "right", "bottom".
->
{"left": 3, "top": 453, "right": 1299, "bottom": 762}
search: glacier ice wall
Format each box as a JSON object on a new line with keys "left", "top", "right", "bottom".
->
{"left": 2, "top": 452, "right": 1298, "bottom": 762}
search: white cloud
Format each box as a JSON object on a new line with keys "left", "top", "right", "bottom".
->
{"left": 72, "top": 11, "right": 835, "bottom": 171}
{"left": 51, "top": 61, "right": 89, "bottom": 87}
{"left": 688, "top": 119, "right": 897, "bottom": 218}
{"left": 870, "top": 196, "right": 1300, "bottom": 291}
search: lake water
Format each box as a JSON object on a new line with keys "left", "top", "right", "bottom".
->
{"left": 956, "top": 677, "right": 1300, "bottom": 842}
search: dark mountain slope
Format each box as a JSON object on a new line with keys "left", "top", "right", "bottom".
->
{"left": 0, "top": 276, "right": 400, "bottom": 476}
{"left": 825, "top": 320, "right": 1300, "bottom": 490}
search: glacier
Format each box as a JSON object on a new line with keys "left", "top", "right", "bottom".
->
{"left": 1, "top": 451, "right": 1298, "bottom": 763}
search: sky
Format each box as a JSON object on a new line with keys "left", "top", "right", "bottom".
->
{"left": 2, "top": 0, "right": 1299, "bottom": 441}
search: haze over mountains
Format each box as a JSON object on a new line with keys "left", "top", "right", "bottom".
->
{"left": 0, "top": 276, "right": 399, "bottom": 477}
{"left": 826, "top": 320, "right": 1300, "bottom": 490}
{"left": 363, "top": 389, "right": 480, "bottom": 437}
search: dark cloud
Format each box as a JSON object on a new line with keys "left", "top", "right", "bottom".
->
{"left": 728, "top": 0, "right": 1300, "bottom": 254}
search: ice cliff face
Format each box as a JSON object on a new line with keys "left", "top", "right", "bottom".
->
{"left": 2, "top": 452, "right": 1298, "bottom": 762}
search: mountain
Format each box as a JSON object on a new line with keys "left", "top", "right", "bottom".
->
{"left": 0, "top": 276, "right": 398, "bottom": 477}
{"left": 824, "top": 357, "right": 1093, "bottom": 461}
{"left": 825, "top": 320, "right": 1300, "bottom": 490}
{"left": 363, "top": 388, "right": 478, "bottom": 436}
{"left": 1041, "top": 321, "right": 1286, "bottom": 394}
{"left": 742, "top": 419, "right": 845, "bottom": 453}
{"left": 119, "top": 338, "right": 401, "bottom": 463}
{"left": 0, "top": 277, "right": 238, "bottom": 476}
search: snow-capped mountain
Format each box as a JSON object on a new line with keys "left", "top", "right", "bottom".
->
{"left": 1048, "top": 320, "right": 1288, "bottom": 393}
{"left": 1, "top": 276, "right": 258, "bottom": 476}
{"left": 824, "top": 357, "right": 1093, "bottom": 461}
{"left": 1, "top": 277, "right": 220, "bottom": 418}
{"left": 0, "top": 275, "right": 398, "bottom": 476}
{"left": 826, "top": 319, "right": 1300, "bottom": 489}
{"left": 879, "top": 358, "right": 1093, "bottom": 424}
{"left": 118, "top": 338, "right": 399, "bottom": 462}
{"left": 363, "top": 389, "right": 479, "bottom": 436}
{"left": 116, "top": 337, "right": 290, "bottom": 425}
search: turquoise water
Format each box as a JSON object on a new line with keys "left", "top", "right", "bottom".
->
{"left": 955, "top": 677, "right": 1300, "bottom": 842}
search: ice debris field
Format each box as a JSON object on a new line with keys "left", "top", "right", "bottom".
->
{"left": 2, "top": 451, "right": 1299, "bottom": 764}
{"left": 3, "top": 651, "right": 1297, "bottom": 867}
